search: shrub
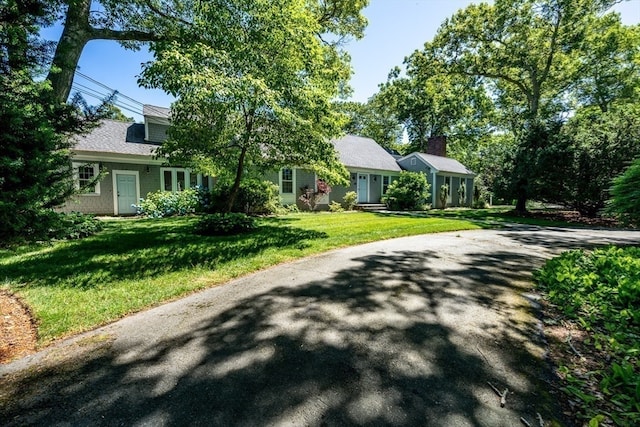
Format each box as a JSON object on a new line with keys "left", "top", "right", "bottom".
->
{"left": 343, "top": 191, "right": 357, "bottom": 211}
{"left": 535, "top": 247, "right": 640, "bottom": 425}
{"left": 382, "top": 171, "right": 430, "bottom": 211}
{"left": 0, "top": 211, "right": 103, "bottom": 246}
{"left": 210, "top": 179, "right": 280, "bottom": 214}
{"left": 328, "top": 201, "right": 344, "bottom": 212}
{"left": 299, "top": 179, "right": 331, "bottom": 211}
{"left": 57, "top": 212, "right": 103, "bottom": 240}
{"left": 135, "top": 188, "right": 206, "bottom": 218}
{"left": 195, "top": 213, "right": 257, "bottom": 236}
{"left": 606, "top": 157, "right": 640, "bottom": 225}
{"left": 439, "top": 184, "right": 449, "bottom": 209}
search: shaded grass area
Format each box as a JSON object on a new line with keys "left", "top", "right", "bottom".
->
{"left": 0, "top": 212, "right": 478, "bottom": 344}
{"left": 424, "top": 207, "right": 594, "bottom": 228}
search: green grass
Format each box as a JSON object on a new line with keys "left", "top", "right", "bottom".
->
{"left": 0, "top": 212, "right": 479, "bottom": 344}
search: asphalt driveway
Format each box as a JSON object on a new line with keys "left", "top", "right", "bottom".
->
{"left": 1, "top": 225, "right": 639, "bottom": 426}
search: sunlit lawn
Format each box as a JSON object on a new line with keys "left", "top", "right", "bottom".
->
{"left": 0, "top": 212, "right": 479, "bottom": 344}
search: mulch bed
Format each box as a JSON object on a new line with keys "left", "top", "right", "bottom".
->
{"left": 0, "top": 290, "right": 37, "bottom": 364}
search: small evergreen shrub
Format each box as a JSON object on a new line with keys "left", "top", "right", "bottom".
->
{"left": 135, "top": 187, "right": 207, "bottom": 218}
{"left": 195, "top": 213, "right": 257, "bottom": 236}
{"left": 210, "top": 179, "right": 280, "bottom": 214}
{"left": 381, "top": 171, "right": 430, "bottom": 211}
{"left": 343, "top": 191, "right": 357, "bottom": 211}
{"left": 1, "top": 210, "right": 103, "bottom": 246}
{"left": 58, "top": 212, "right": 103, "bottom": 239}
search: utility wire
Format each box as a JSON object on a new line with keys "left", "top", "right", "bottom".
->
{"left": 72, "top": 71, "right": 167, "bottom": 117}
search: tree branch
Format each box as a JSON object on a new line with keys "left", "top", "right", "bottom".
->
{"left": 89, "top": 27, "right": 161, "bottom": 42}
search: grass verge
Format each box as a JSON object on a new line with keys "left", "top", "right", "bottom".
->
{"left": 535, "top": 246, "right": 640, "bottom": 426}
{"left": 0, "top": 212, "right": 478, "bottom": 344}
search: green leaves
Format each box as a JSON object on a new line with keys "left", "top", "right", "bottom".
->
{"left": 536, "top": 246, "right": 640, "bottom": 425}
{"left": 138, "top": 0, "right": 360, "bottom": 204}
{"left": 607, "top": 156, "right": 640, "bottom": 226}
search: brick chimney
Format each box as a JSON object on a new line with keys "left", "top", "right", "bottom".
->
{"left": 426, "top": 135, "right": 447, "bottom": 157}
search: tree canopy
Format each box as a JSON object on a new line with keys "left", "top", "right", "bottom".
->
{"left": 138, "top": 0, "right": 365, "bottom": 210}
{"left": 382, "top": 0, "right": 639, "bottom": 212}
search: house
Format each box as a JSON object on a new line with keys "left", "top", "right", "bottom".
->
{"left": 60, "top": 106, "right": 213, "bottom": 215}
{"left": 263, "top": 134, "right": 403, "bottom": 208}
{"left": 397, "top": 136, "right": 475, "bottom": 208}
{"left": 61, "top": 105, "right": 474, "bottom": 214}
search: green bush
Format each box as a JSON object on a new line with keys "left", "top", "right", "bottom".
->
{"left": 381, "top": 171, "right": 430, "bottom": 211}
{"left": 0, "top": 210, "right": 103, "bottom": 246}
{"left": 343, "top": 191, "right": 357, "bottom": 211}
{"left": 606, "top": 158, "right": 640, "bottom": 226}
{"left": 535, "top": 246, "right": 640, "bottom": 425}
{"left": 328, "top": 201, "right": 344, "bottom": 212}
{"left": 135, "top": 188, "right": 206, "bottom": 218}
{"left": 57, "top": 212, "right": 103, "bottom": 240}
{"left": 195, "top": 213, "right": 257, "bottom": 236}
{"left": 210, "top": 179, "right": 280, "bottom": 214}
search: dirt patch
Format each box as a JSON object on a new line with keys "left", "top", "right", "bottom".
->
{"left": 541, "top": 301, "right": 615, "bottom": 426}
{"left": 0, "top": 290, "right": 37, "bottom": 364}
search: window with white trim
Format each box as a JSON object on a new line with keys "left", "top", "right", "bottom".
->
{"left": 163, "top": 169, "right": 213, "bottom": 192}
{"left": 281, "top": 168, "right": 293, "bottom": 193}
{"left": 161, "top": 167, "right": 193, "bottom": 192}
{"left": 382, "top": 176, "right": 390, "bottom": 194}
{"left": 73, "top": 162, "right": 100, "bottom": 195}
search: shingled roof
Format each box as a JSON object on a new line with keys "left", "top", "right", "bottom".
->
{"left": 332, "top": 135, "right": 402, "bottom": 172}
{"left": 72, "top": 120, "right": 159, "bottom": 157}
{"left": 143, "top": 104, "right": 170, "bottom": 119}
{"left": 408, "top": 152, "right": 475, "bottom": 176}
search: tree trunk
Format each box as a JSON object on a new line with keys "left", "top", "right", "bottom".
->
{"left": 515, "top": 178, "right": 528, "bottom": 213}
{"left": 47, "top": 0, "right": 92, "bottom": 103}
{"left": 47, "top": 0, "right": 159, "bottom": 104}
{"left": 226, "top": 147, "right": 248, "bottom": 213}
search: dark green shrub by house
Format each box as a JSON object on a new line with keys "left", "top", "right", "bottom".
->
{"left": 210, "top": 179, "right": 280, "bottom": 214}
{"left": 381, "top": 171, "right": 430, "bottom": 210}
{"left": 195, "top": 213, "right": 257, "bottom": 236}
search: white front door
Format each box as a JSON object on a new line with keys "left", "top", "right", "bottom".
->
{"left": 116, "top": 173, "right": 138, "bottom": 215}
{"left": 357, "top": 174, "right": 368, "bottom": 203}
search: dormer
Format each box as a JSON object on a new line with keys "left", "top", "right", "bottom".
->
{"left": 143, "top": 104, "right": 170, "bottom": 143}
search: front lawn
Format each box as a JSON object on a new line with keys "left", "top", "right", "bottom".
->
{"left": 0, "top": 212, "right": 479, "bottom": 344}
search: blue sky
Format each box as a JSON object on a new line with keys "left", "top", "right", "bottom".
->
{"left": 43, "top": 0, "right": 640, "bottom": 121}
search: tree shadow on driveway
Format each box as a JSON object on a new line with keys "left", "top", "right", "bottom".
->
{"left": 7, "top": 226, "right": 636, "bottom": 425}
{"left": 1, "top": 239, "right": 568, "bottom": 426}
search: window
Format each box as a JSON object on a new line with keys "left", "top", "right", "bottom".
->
{"left": 281, "top": 168, "right": 293, "bottom": 193}
{"left": 383, "top": 176, "right": 390, "bottom": 194}
{"left": 410, "top": 157, "right": 417, "bottom": 166}
{"left": 163, "top": 170, "right": 173, "bottom": 191}
{"left": 444, "top": 176, "right": 452, "bottom": 203}
{"left": 73, "top": 162, "right": 100, "bottom": 195}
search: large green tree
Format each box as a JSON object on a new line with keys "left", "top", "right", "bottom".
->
{"left": 334, "top": 97, "right": 403, "bottom": 152}
{"left": 0, "top": 0, "right": 98, "bottom": 243}
{"left": 139, "top": 0, "right": 361, "bottom": 211}
{"left": 45, "top": 0, "right": 368, "bottom": 103}
{"left": 423, "top": 0, "right": 633, "bottom": 211}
